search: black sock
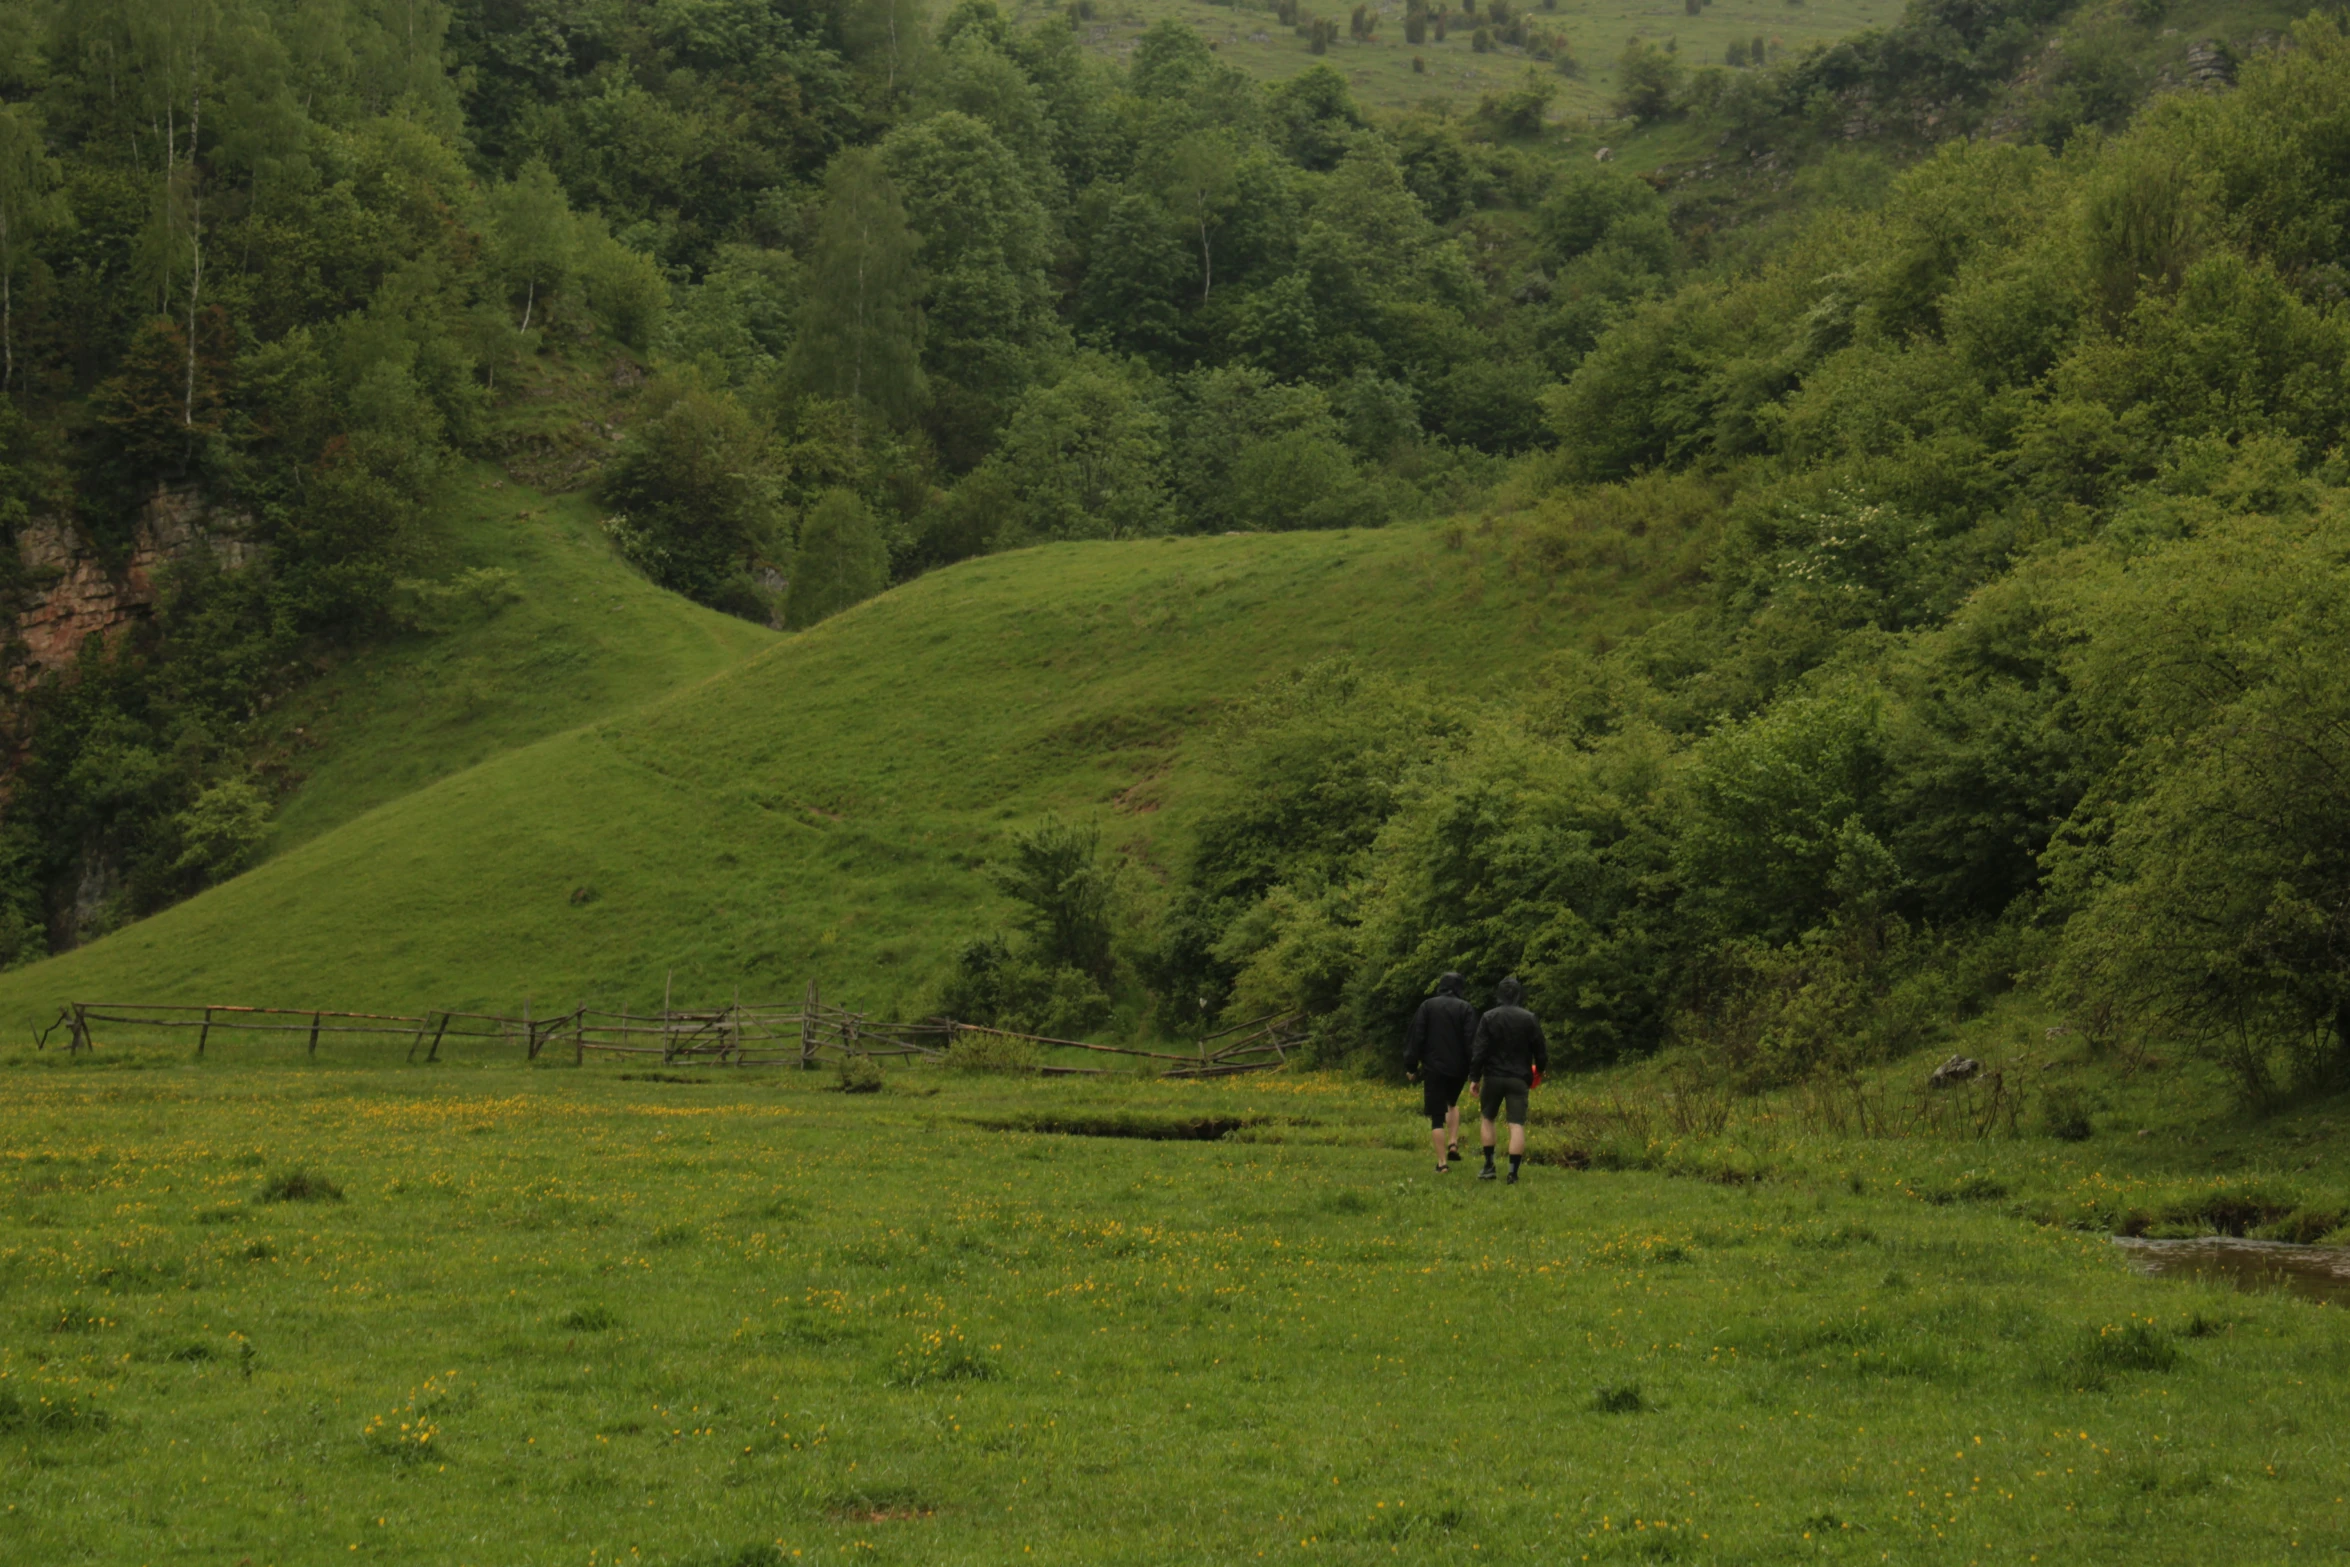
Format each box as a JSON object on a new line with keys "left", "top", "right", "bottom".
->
{"left": 1509, "top": 1153, "right": 1523, "bottom": 1175}
{"left": 1481, "top": 1145, "right": 1495, "bottom": 1167}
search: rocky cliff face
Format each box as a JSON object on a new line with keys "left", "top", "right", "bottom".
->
{"left": 11, "top": 487, "right": 258, "bottom": 680}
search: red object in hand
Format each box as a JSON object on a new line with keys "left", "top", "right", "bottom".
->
{"left": 1530, "top": 1064, "right": 1544, "bottom": 1089}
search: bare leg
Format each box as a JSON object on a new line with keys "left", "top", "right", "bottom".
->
{"left": 1481, "top": 1116, "right": 1498, "bottom": 1155}
{"left": 1508, "top": 1122, "right": 1526, "bottom": 1157}
{"left": 1445, "top": 1105, "right": 1462, "bottom": 1157}
{"left": 1429, "top": 1125, "right": 1449, "bottom": 1167}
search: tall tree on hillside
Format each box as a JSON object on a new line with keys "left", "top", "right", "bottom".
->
{"left": 787, "top": 148, "right": 926, "bottom": 429}
{"left": 0, "top": 104, "right": 67, "bottom": 393}
{"left": 488, "top": 158, "right": 578, "bottom": 332}
{"left": 880, "top": 110, "right": 1062, "bottom": 454}
{"left": 787, "top": 488, "right": 890, "bottom": 628}
{"left": 123, "top": 0, "right": 232, "bottom": 428}
{"left": 989, "top": 357, "right": 1175, "bottom": 542}
{"left": 1159, "top": 132, "right": 1237, "bottom": 304}
{"left": 842, "top": 0, "right": 927, "bottom": 99}
{"left": 1613, "top": 38, "right": 1681, "bottom": 122}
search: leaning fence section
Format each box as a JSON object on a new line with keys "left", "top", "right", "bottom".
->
{"left": 35, "top": 986, "right": 1301, "bottom": 1080}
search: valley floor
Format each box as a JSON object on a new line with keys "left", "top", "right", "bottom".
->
{"left": 3, "top": 1049, "right": 2344, "bottom": 1564}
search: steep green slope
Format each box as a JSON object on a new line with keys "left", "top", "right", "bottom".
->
{"left": 253, "top": 469, "right": 778, "bottom": 857}
{"left": 0, "top": 521, "right": 1664, "bottom": 1028}
{"left": 1047, "top": 0, "right": 1901, "bottom": 116}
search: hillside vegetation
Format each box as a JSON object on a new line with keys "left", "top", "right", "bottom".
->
{"left": 0, "top": 517, "right": 1669, "bottom": 1024}
{"left": 10, "top": 5, "right": 2350, "bottom": 1129}
{"left": 12, "top": 0, "right": 2294, "bottom": 974}
{"left": 1044, "top": 0, "right": 1902, "bottom": 117}
{"left": 1119, "top": 13, "right": 2350, "bottom": 1111}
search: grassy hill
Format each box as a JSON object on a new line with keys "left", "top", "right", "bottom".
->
{"left": 0, "top": 515, "right": 1681, "bottom": 1032}
{"left": 250, "top": 471, "right": 778, "bottom": 860}
{"left": 1031, "top": 0, "right": 1903, "bottom": 117}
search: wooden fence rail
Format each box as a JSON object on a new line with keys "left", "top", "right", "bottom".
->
{"left": 34, "top": 988, "right": 1302, "bottom": 1080}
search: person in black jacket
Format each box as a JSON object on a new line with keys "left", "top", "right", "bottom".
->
{"left": 1468, "top": 974, "right": 1549, "bottom": 1183}
{"left": 1403, "top": 972, "right": 1477, "bottom": 1172}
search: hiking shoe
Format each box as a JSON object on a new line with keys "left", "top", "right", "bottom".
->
{"left": 1478, "top": 1166, "right": 1498, "bottom": 1181}
{"left": 1505, "top": 1167, "right": 1520, "bottom": 1185}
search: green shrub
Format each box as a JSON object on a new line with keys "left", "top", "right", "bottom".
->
{"left": 2039, "top": 1085, "right": 2093, "bottom": 1142}
{"left": 947, "top": 1031, "right": 1040, "bottom": 1073}
{"left": 835, "top": 1055, "right": 884, "bottom": 1094}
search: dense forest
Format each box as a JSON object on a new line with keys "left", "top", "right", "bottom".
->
{"left": 1125, "top": 10, "right": 2350, "bottom": 1108}
{"left": 0, "top": 0, "right": 2344, "bottom": 1107}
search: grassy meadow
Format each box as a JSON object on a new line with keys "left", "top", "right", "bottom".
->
{"left": 1022, "top": 0, "right": 1903, "bottom": 118}
{"left": 4, "top": 1032, "right": 2348, "bottom": 1566}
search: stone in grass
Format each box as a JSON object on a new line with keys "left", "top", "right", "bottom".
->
{"left": 1928, "top": 1055, "right": 1981, "bottom": 1090}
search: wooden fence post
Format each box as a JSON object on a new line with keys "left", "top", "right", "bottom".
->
{"left": 307, "top": 1011, "right": 322, "bottom": 1057}
{"left": 427, "top": 1012, "right": 449, "bottom": 1062}
{"left": 71, "top": 1003, "right": 89, "bottom": 1053}
{"left": 575, "top": 1002, "right": 587, "bottom": 1066}
{"left": 661, "top": 971, "right": 674, "bottom": 1064}
{"left": 197, "top": 1006, "right": 213, "bottom": 1056}
{"left": 524, "top": 996, "right": 537, "bottom": 1061}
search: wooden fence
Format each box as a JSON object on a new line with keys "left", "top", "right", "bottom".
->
{"left": 33, "top": 984, "right": 1303, "bottom": 1079}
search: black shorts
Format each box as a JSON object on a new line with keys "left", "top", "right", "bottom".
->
{"left": 1422, "top": 1073, "right": 1466, "bottom": 1127}
{"left": 1479, "top": 1076, "right": 1529, "bottom": 1126}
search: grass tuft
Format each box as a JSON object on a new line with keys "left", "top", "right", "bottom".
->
{"left": 887, "top": 1324, "right": 997, "bottom": 1389}
{"left": 258, "top": 1169, "right": 344, "bottom": 1204}
{"left": 0, "top": 1385, "right": 110, "bottom": 1435}
{"left": 1591, "top": 1383, "right": 1649, "bottom": 1414}
{"left": 2068, "top": 1319, "right": 2182, "bottom": 1379}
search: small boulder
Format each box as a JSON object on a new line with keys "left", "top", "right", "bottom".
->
{"left": 1929, "top": 1055, "right": 1982, "bottom": 1090}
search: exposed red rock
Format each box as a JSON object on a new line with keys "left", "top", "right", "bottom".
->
{"left": 12, "top": 488, "right": 256, "bottom": 680}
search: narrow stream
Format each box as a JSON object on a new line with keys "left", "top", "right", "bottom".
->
{"left": 2115, "top": 1236, "right": 2350, "bottom": 1305}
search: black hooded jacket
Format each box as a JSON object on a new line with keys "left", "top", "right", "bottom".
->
{"left": 1469, "top": 976, "right": 1549, "bottom": 1085}
{"left": 1404, "top": 973, "right": 1478, "bottom": 1078}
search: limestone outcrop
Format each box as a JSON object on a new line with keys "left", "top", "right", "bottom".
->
{"left": 12, "top": 488, "right": 257, "bottom": 679}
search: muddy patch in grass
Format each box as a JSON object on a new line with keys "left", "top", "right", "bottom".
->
{"left": 975, "top": 1112, "right": 1258, "bottom": 1142}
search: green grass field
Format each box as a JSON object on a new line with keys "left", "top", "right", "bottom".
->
{"left": 4, "top": 1037, "right": 2347, "bottom": 1566}
{"left": 1025, "top": 0, "right": 1901, "bottom": 117}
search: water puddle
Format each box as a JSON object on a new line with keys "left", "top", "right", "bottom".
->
{"left": 2115, "top": 1236, "right": 2350, "bottom": 1305}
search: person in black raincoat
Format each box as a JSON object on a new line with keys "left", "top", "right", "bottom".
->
{"left": 1468, "top": 975, "right": 1549, "bottom": 1183}
{"left": 1403, "top": 972, "right": 1478, "bottom": 1172}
